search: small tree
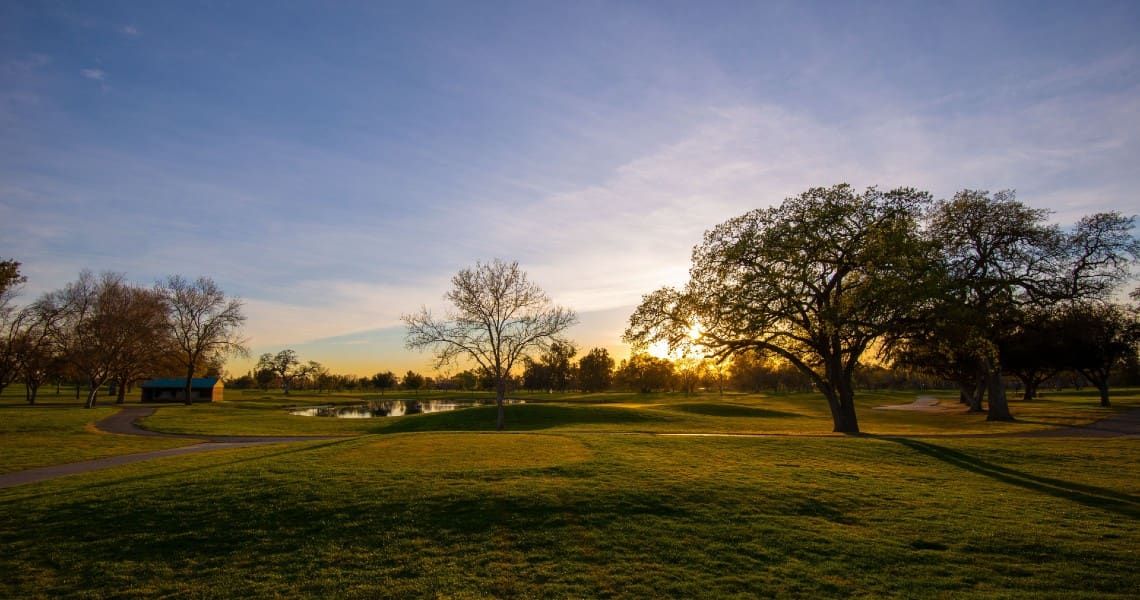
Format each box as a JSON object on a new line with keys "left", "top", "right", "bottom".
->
{"left": 454, "top": 369, "right": 478, "bottom": 391}
{"left": 371, "top": 370, "right": 396, "bottom": 394}
{"left": 577, "top": 347, "right": 614, "bottom": 392}
{"left": 402, "top": 370, "right": 424, "bottom": 394}
{"left": 1056, "top": 303, "right": 1140, "bottom": 407}
{"left": 404, "top": 259, "right": 577, "bottom": 430}
{"left": 304, "top": 361, "right": 329, "bottom": 393}
{"left": 161, "top": 276, "right": 247, "bottom": 405}
{"left": 256, "top": 349, "right": 301, "bottom": 394}
{"left": 615, "top": 353, "right": 675, "bottom": 393}
{"left": 255, "top": 367, "right": 276, "bottom": 391}
{"left": 544, "top": 341, "right": 577, "bottom": 392}
{"left": 12, "top": 305, "right": 62, "bottom": 404}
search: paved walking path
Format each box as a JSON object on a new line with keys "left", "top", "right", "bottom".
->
{"left": 1022, "top": 407, "right": 1140, "bottom": 438}
{"left": 96, "top": 407, "right": 344, "bottom": 443}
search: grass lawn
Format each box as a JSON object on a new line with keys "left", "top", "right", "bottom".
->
{"left": 0, "top": 386, "right": 199, "bottom": 474}
{"left": 136, "top": 387, "right": 1140, "bottom": 437}
{"left": 1, "top": 385, "right": 1137, "bottom": 597}
{"left": 1, "top": 432, "right": 1137, "bottom": 598}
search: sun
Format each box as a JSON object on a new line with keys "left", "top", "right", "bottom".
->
{"left": 645, "top": 323, "right": 703, "bottom": 360}
{"left": 647, "top": 340, "right": 673, "bottom": 359}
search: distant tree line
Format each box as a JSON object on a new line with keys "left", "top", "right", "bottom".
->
{"left": 233, "top": 328, "right": 1139, "bottom": 399}
{"left": 0, "top": 263, "right": 247, "bottom": 407}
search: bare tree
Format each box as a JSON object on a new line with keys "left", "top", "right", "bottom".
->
{"left": 256, "top": 349, "right": 301, "bottom": 394}
{"left": 40, "top": 272, "right": 162, "bottom": 408}
{"left": 110, "top": 286, "right": 171, "bottom": 404}
{"left": 161, "top": 276, "right": 248, "bottom": 405}
{"left": 12, "top": 305, "right": 61, "bottom": 404}
{"left": 404, "top": 259, "right": 577, "bottom": 430}
{"left": 304, "top": 360, "right": 328, "bottom": 392}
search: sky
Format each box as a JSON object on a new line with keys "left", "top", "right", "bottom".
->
{"left": 2, "top": 1, "right": 1139, "bottom": 377}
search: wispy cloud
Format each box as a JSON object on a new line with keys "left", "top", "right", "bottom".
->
{"left": 3, "top": 1, "right": 1138, "bottom": 375}
{"left": 2, "top": 54, "right": 50, "bottom": 74}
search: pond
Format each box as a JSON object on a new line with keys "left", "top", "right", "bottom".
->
{"left": 289, "top": 398, "right": 526, "bottom": 418}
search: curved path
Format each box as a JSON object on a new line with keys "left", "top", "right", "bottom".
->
{"left": 0, "top": 407, "right": 347, "bottom": 490}
{"left": 1020, "top": 407, "right": 1140, "bottom": 438}
{"left": 97, "top": 407, "right": 345, "bottom": 443}
{"left": 3, "top": 401, "right": 1138, "bottom": 490}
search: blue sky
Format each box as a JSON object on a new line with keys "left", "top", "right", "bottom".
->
{"left": 2, "top": 1, "right": 1139, "bottom": 376}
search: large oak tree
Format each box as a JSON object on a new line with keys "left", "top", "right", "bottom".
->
{"left": 625, "top": 184, "right": 938, "bottom": 433}
{"left": 926, "top": 191, "right": 1137, "bottom": 421}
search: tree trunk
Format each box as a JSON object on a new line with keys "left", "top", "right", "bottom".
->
{"left": 84, "top": 382, "right": 99, "bottom": 409}
{"left": 27, "top": 382, "right": 39, "bottom": 404}
{"left": 821, "top": 384, "right": 860, "bottom": 434}
{"left": 184, "top": 366, "right": 195, "bottom": 405}
{"left": 116, "top": 378, "right": 127, "bottom": 404}
{"left": 1088, "top": 375, "right": 1111, "bottom": 408}
{"left": 495, "top": 378, "right": 507, "bottom": 431}
{"left": 1076, "top": 370, "right": 1112, "bottom": 408}
{"left": 985, "top": 366, "right": 1014, "bottom": 422}
{"left": 832, "top": 396, "right": 860, "bottom": 433}
{"left": 1021, "top": 379, "right": 1036, "bottom": 401}
{"left": 968, "top": 377, "right": 985, "bottom": 413}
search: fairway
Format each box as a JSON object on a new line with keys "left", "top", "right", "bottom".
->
{"left": 6, "top": 3, "right": 1140, "bottom": 598}
{"left": 2, "top": 390, "right": 1138, "bottom": 598}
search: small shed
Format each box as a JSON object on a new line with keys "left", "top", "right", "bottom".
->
{"left": 140, "top": 377, "right": 224, "bottom": 403}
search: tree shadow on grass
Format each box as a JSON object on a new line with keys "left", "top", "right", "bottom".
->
{"left": 373, "top": 404, "right": 673, "bottom": 434}
{"left": 884, "top": 437, "right": 1140, "bottom": 519}
{"left": 667, "top": 403, "right": 802, "bottom": 418}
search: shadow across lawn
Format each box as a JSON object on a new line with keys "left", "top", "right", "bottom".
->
{"left": 885, "top": 437, "right": 1140, "bottom": 519}
{"left": 667, "top": 402, "right": 802, "bottom": 419}
{"left": 373, "top": 403, "right": 673, "bottom": 434}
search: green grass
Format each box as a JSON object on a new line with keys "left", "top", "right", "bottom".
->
{"left": 1, "top": 433, "right": 1137, "bottom": 598}
{"left": 2, "top": 385, "right": 1138, "bottom": 597}
{"left": 0, "top": 405, "right": 197, "bottom": 474}
{"left": 137, "top": 387, "right": 1140, "bottom": 437}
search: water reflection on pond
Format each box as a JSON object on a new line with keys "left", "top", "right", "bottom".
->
{"left": 290, "top": 398, "right": 525, "bottom": 418}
